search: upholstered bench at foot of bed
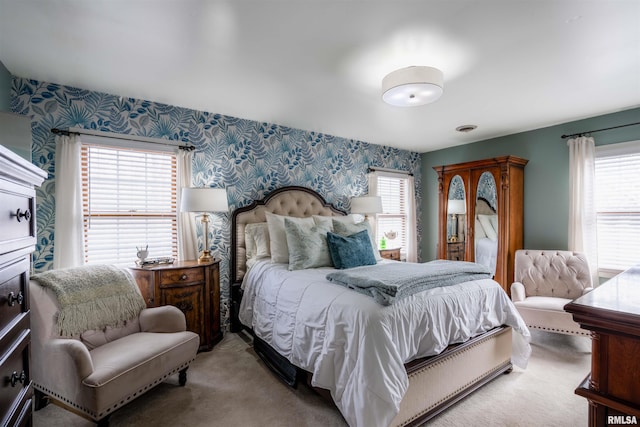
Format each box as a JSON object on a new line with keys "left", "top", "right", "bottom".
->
{"left": 391, "top": 326, "right": 513, "bottom": 427}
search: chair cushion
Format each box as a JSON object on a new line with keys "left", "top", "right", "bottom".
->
{"left": 84, "top": 331, "right": 198, "bottom": 387}
{"left": 514, "top": 296, "right": 573, "bottom": 311}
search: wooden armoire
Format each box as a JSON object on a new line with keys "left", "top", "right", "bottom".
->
{"left": 433, "top": 156, "right": 528, "bottom": 294}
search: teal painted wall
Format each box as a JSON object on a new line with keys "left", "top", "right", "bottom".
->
{"left": 0, "top": 61, "right": 10, "bottom": 111}
{"left": 420, "top": 107, "right": 640, "bottom": 261}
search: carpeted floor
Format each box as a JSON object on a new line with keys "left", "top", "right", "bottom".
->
{"left": 33, "top": 329, "right": 591, "bottom": 426}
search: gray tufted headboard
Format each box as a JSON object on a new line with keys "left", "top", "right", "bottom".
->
{"left": 231, "top": 186, "right": 346, "bottom": 284}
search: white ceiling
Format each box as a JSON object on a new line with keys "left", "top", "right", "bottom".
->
{"left": 1, "top": 0, "right": 639, "bottom": 153}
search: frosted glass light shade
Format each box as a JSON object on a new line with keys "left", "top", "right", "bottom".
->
{"left": 382, "top": 66, "right": 444, "bottom": 107}
{"left": 351, "top": 196, "right": 383, "bottom": 214}
{"left": 180, "top": 187, "right": 229, "bottom": 212}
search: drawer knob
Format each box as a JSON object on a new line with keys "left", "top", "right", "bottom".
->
{"left": 7, "top": 291, "right": 24, "bottom": 307}
{"left": 14, "top": 208, "right": 32, "bottom": 223}
{"left": 180, "top": 274, "right": 188, "bottom": 280}
{"left": 10, "top": 370, "right": 26, "bottom": 387}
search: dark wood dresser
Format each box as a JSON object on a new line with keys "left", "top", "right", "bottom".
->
{"left": 0, "top": 145, "right": 46, "bottom": 426}
{"left": 129, "top": 260, "right": 222, "bottom": 351}
{"left": 565, "top": 266, "right": 640, "bottom": 426}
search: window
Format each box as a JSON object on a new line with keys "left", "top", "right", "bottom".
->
{"left": 374, "top": 174, "right": 411, "bottom": 256}
{"left": 81, "top": 144, "right": 178, "bottom": 266}
{"left": 594, "top": 140, "right": 640, "bottom": 276}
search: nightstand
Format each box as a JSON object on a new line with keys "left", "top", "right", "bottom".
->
{"left": 129, "top": 260, "right": 222, "bottom": 351}
{"left": 379, "top": 248, "right": 401, "bottom": 261}
{"left": 447, "top": 241, "right": 465, "bottom": 261}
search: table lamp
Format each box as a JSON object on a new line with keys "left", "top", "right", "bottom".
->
{"left": 180, "top": 187, "right": 229, "bottom": 263}
{"left": 350, "top": 195, "right": 383, "bottom": 221}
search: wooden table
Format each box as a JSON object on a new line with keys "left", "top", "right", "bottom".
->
{"left": 565, "top": 266, "right": 640, "bottom": 426}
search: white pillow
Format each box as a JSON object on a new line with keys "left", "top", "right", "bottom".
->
{"left": 245, "top": 222, "right": 270, "bottom": 261}
{"left": 475, "top": 218, "right": 487, "bottom": 240}
{"left": 265, "top": 212, "right": 314, "bottom": 264}
{"left": 477, "top": 214, "right": 498, "bottom": 241}
{"left": 488, "top": 214, "right": 498, "bottom": 232}
{"left": 312, "top": 214, "right": 355, "bottom": 230}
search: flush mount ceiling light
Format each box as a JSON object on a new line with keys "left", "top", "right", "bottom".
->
{"left": 382, "top": 66, "right": 444, "bottom": 107}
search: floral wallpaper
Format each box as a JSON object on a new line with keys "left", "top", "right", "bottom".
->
{"left": 11, "top": 76, "right": 421, "bottom": 330}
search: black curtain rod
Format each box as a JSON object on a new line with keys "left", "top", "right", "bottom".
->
{"left": 561, "top": 121, "right": 640, "bottom": 139}
{"left": 50, "top": 128, "right": 196, "bottom": 151}
{"left": 367, "top": 166, "right": 413, "bottom": 176}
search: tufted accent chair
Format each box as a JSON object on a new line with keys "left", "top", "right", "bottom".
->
{"left": 510, "top": 250, "right": 593, "bottom": 336}
{"left": 29, "top": 278, "right": 200, "bottom": 426}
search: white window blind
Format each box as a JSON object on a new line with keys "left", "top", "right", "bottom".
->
{"left": 376, "top": 176, "right": 408, "bottom": 252}
{"left": 81, "top": 144, "right": 178, "bottom": 267}
{"left": 594, "top": 140, "right": 640, "bottom": 275}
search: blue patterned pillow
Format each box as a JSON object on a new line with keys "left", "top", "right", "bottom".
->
{"left": 326, "top": 230, "right": 377, "bottom": 269}
{"left": 284, "top": 218, "right": 333, "bottom": 270}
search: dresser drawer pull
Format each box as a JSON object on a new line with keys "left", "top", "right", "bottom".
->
{"left": 180, "top": 274, "right": 188, "bottom": 281}
{"left": 14, "top": 208, "right": 32, "bottom": 223}
{"left": 10, "top": 370, "right": 26, "bottom": 387}
{"left": 7, "top": 291, "right": 24, "bottom": 307}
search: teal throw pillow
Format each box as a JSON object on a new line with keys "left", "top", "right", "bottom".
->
{"left": 332, "top": 219, "right": 382, "bottom": 261}
{"left": 326, "top": 230, "right": 377, "bottom": 269}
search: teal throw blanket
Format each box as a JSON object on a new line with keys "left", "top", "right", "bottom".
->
{"left": 326, "top": 260, "right": 492, "bottom": 305}
{"left": 32, "top": 264, "right": 146, "bottom": 337}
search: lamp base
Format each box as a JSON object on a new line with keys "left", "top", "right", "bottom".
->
{"left": 198, "top": 251, "right": 214, "bottom": 264}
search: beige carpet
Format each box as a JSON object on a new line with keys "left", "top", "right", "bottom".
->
{"left": 33, "top": 330, "right": 591, "bottom": 426}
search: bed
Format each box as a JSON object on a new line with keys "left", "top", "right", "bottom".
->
{"left": 230, "top": 186, "right": 530, "bottom": 427}
{"left": 474, "top": 197, "right": 498, "bottom": 276}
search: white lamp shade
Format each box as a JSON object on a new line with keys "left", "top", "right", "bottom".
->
{"left": 180, "top": 187, "right": 229, "bottom": 213}
{"left": 351, "top": 196, "right": 383, "bottom": 214}
{"left": 447, "top": 199, "right": 466, "bottom": 215}
{"left": 382, "top": 66, "right": 444, "bottom": 107}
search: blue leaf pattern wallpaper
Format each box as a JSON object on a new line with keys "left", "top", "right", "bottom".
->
{"left": 11, "top": 77, "right": 422, "bottom": 329}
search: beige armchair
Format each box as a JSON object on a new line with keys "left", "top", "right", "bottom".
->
{"left": 510, "top": 250, "right": 593, "bottom": 336}
{"left": 30, "top": 265, "right": 200, "bottom": 426}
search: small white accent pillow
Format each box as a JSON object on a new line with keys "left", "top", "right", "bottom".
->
{"left": 478, "top": 214, "right": 498, "bottom": 241}
{"left": 475, "top": 218, "right": 487, "bottom": 239}
{"left": 265, "top": 212, "right": 314, "bottom": 264}
{"left": 245, "top": 222, "right": 270, "bottom": 261}
{"left": 312, "top": 214, "right": 355, "bottom": 230}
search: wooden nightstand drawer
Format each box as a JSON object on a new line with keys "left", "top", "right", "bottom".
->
{"left": 129, "top": 260, "right": 221, "bottom": 351}
{"left": 447, "top": 242, "right": 465, "bottom": 261}
{"left": 379, "top": 248, "right": 401, "bottom": 261}
{"left": 159, "top": 268, "right": 204, "bottom": 286}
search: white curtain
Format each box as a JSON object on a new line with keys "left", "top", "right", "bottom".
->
{"left": 53, "top": 134, "right": 85, "bottom": 268}
{"left": 368, "top": 170, "right": 418, "bottom": 263}
{"left": 567, "top": 136, "right": 599, "bottom": 285}
{"left": 177, "top": 150, "right": 198, "bottom": 261}
{"left": 405, "top": 174, "right": 418, "bottom": 262}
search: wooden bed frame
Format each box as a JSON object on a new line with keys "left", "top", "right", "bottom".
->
{"left": 230, "top": 186, "right": 513, "bottom": 426}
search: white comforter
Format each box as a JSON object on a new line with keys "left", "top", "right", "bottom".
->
{"left": 239, "top": 260, "right": 531, "bottom": 427}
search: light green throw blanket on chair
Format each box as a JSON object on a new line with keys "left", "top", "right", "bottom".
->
{"left": 32, "top": 264, "right": 146, "bottom": 337}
